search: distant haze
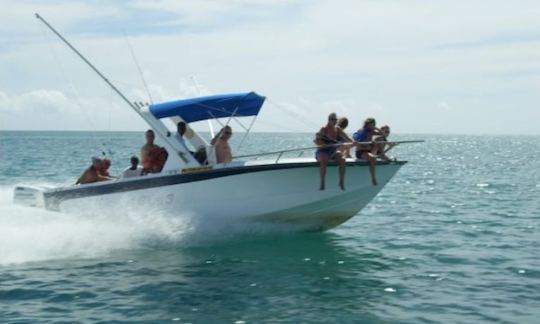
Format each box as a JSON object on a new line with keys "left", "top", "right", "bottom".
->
{"left": 0, "top": 1, "right": 539, "bottom": 135}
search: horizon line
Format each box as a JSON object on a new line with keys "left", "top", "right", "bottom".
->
{"left": 0, "top": 129, "right": 539, "bottom": 136}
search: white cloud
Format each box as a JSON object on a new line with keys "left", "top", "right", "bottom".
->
{"left": 0, "top": 1, "right": 119, "bottom": 36}
{"left": 0, "top": 0, "right": 539, "bottom": 134}
{"left": 127, "top": 0, "right": 293, "bottom": 26}
{"left": 0, "top": 89, "right": 71, "bottom": 113}
{"left": 20, "top": 89, "right": 72, "bottom": 113}
{"left": 0, "top": 88, "right": 148, "bottom": 131}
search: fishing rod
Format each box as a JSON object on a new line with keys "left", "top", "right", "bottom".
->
{"left": 34, "top": 13, "right": 182, "bottom": 158}
{"left": 35, "top": 13, "right": 142, "bottom": 117}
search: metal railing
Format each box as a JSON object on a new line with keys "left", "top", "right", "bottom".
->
{"left": 232, "top": 140, "right": 424, "bottom": 163}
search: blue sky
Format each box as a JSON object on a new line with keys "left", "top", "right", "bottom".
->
{"left": 0, "top": 0, "right": 539, "bottom": 134}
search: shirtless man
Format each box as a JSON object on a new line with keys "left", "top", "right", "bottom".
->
{"left": 76, "top": 157, "right": 112, "bottom": 184}
{"left": 141, "top": 129, "right": 159, "bottom": 171}
{"left": 141, "top": 129, "right": 158, "bottom": 162}
{"left": 210, "top": 126, "right": 233, "bottom": 164}
{"left": 100, "top": 158, "right": 112, "bottom": 177}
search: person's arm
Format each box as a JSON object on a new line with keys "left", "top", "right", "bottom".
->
{"left": 210, "top": 130, "right": 222, "bottom": 145}
{"left": 337, "top": 127, "right": 353, "bottom": 142}
{"left": 314, "top": 127, "right": 326, "bottom": 146}
{"left": 75, "top": 169, "right": 87, "bottom": 184}
{"left": 97, "top": 174, "right": 114, "bottom": 181}
{"left": 140, "top": 147, "right": 146, "bottom": 162}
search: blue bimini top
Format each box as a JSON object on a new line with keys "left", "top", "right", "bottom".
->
{"left": 149, "top": 92, "right": 266, "bottom": 123}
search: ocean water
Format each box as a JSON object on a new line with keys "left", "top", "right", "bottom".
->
{"left": 0, "top": 131, "right": 539, "bottom": 323}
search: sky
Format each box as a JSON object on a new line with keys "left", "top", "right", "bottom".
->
{"left": 0, "top": 0, "right": 539, "bottom": 134}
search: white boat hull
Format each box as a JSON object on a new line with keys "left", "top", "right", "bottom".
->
{"left": 16, "top": 160, "right": 405, "bottom": 231}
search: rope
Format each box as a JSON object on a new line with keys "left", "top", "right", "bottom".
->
{"left": 266, "top": 97, "right": 319, "bottom": 131}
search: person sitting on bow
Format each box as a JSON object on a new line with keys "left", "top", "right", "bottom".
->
{"left": 353, "top": 117, "right": 380, "bottom": 186}
{"left": 371, "top": 125, "right": 394, "bottom": 161}
{"left": 315, "top": 112, "right": 351, "bottom": 191}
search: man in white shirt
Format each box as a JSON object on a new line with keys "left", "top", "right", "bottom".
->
{"left": 175, "top": 121, "right": 198, "bottom": 163}
{"left": 121, "top": 156, "right": 142, "bottom": 178}
{"left": 174, "top": 122, "right": 190, "bottom": 151}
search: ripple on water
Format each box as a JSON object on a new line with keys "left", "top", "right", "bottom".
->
{"left": 1, "top": 133, "right": 540, "bottom": 323}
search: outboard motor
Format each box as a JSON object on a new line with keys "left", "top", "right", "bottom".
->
{"left": 13, "top": 186, "right": 47, "bottom": 208}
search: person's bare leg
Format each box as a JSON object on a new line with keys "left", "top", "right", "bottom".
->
{"left": 369, "top": 155, "right": 377, "bottom": 186}
{"left": 370, "top": 144, "right": 380, "bottom": 159}
{"left": 342, "top": 144, "right": 351, "bottom": 158}
{"left": 363, "top": 152, "right": 377, "bottom": 186}
{"left": 319, "top": 153, "right": 328, "bottom": 190}
{"left": 336, "top": 152, "right": 346, "bottom": 190}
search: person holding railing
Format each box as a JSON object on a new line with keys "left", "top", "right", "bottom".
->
{"left": 315, "top": 113, "right": 350, "bottom": 191}
{"left": 337, "top": 117, "right": 353, "bottom": 158}
{"left": 211, "top": 126, "right": 233, "bottom": 164}
{"left": 76, "top": 157, "right": 113, "bottom": 184}
{"left": 99, "top": 158, "right": 112, "bottom": 177}
{"left": 353, "top": 117, "right": 380, "bottom": 185}
{"left": 371, "top": 125, "right": 394, "bottom": 161}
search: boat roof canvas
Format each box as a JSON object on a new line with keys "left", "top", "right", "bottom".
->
{"left": 149, "top": 92, "right": 266, "bottom": 123}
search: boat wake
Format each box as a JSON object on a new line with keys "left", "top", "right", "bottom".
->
{"left": 0, "top": 185, "right": 295, "bottom": 265}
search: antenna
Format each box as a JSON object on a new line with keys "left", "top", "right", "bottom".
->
{"left": 124, "top": 32, "right": 154, "bottom": 104}
{"left": 190, "top": 76, "right": 215, "bottom": 137}
{"left": 34, "top": 13, "right": 179, "bottom": 161}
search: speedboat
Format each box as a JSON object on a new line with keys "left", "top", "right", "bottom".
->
{"left": 13, "top": 14, "right": 417, "bottom": 231}
{"left": 13, "top": 91, "right": 409, "bottom": 231}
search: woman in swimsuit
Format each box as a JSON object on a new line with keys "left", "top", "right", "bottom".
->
{"left": 315, "top": 113, "right": 350, "bottom": 191}
{"left": 353, "top": 117, "right": 380, "bottom": 186}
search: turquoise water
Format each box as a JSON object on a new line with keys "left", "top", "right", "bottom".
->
{"left": 0, "top": 131, "right": 539, "bottom": 323}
